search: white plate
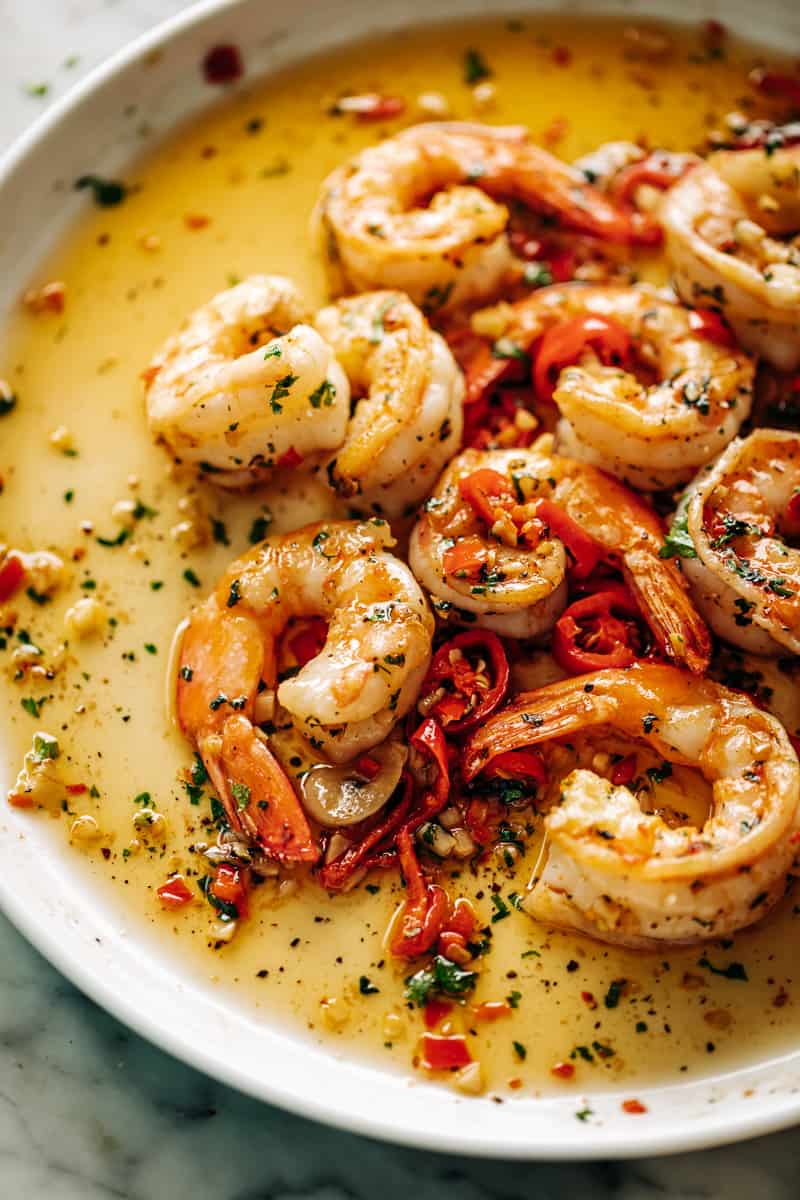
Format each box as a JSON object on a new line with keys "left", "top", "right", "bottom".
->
{"left": 2, "top": 0, "right": 800, "bottom": 1160}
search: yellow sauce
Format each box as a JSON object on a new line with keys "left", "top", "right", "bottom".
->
{"left": 1, "top": 14, "right": 799, "bottom": 1100}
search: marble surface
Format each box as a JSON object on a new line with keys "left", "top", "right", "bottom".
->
{"left": 1, "top": 2, "right": 800, "bottom": 1196}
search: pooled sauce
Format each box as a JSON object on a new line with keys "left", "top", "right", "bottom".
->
{"left": 2, "top": 15, "right": 799, "bottom": 1102}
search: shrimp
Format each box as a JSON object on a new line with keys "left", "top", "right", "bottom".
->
{"left": 678, "top": 429, "right": 800, "bottom": 657}
{"left": 313, "top": 122, "right": 652, "bottom": 314}
{"left": 314, "top": 291, "right": 463, "bottom": 516}
{"left": 463, "top": 664, "right": 800, "bottom": 948}
{"left": 408, "top": 437, "right": 711, "bottom": 671}
{"left": 468, "top": 283, "right": 755, "bottom": 491}
{"left": 145, "top": 275, "right": 350, "bottom": 487}
{"left": 176, "top": 521, "right": 434, "bottom": 860}
{"left": 662, "top": 148, "right": 800, "bottom": 369}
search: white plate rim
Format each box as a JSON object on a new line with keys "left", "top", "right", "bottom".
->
{"left": 1, "top": 0, "right": 800, "bottom": 1160}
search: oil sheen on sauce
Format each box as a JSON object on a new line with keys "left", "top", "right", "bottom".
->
{"left": 1, "top": 16, "right": 798, "bottom": 1100}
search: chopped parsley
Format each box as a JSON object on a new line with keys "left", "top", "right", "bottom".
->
{"left": 309, "top": 379, "right": 336, "bottom": 409}
{"left": 659, "top": 493, "right": 697, "bottom": 559}
{"left": 358, "top": 975, "right": 379, "bottom": 995}
{"left": 697, "top": 956, "right": 748, "bottom": 981}
{"left": 75, "top": 174, "right": 128, "bottom": 207}
{"left": 404, "top": 955, "right": 478, "bottom": 1005}
{"left": 463, "top": 47, "right": 491, "bottom": 84}
{"left": 230, "top": 780, "right": 251, "bottom": 810}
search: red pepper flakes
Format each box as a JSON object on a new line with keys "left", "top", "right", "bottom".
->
{"left": 184, "top": 213, "right": 210, "bottom": 230}
{"left": 423, "top": 998, "right": 454, "bottom": 1029}
{"left": 551, "top": 46, "right": 571, "bottom": 66}
{"left": 66, "top": 783, "right": 88, "bottom": 795}
{"left": 622, "top": 1098, "right": 648, "bottom": 1114}
{"left": 508, "top": 1077, "right": 523, "bottom": 1090}
{"left": 355, "top": 753, "right": 382, "bottom": 781}
{"left": 550, "top": 1061, "right": 575, "bottom": 1080}
{"left": 580, "top": 990, "right": 598, "bottom": 1009}
{"left": 474, "top": 1000, "right": 512, "bottom": 1022}
{"left": 203, "top": 44, "right": 243, "bottom": 85}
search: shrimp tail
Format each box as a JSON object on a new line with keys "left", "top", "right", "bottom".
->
{"left": 622, "top": 547, "right": 711, "bottom": 675}
{"left": 209, "top": 714, "right": 320, "bottom": 864}
{"left": 463, "top": 676, "right": 619, "bottom": 780}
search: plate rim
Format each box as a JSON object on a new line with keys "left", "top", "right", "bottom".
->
{"left": 2, "top": 0, "right": 800, "bottom": 1160}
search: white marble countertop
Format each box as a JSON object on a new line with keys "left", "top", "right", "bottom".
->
{"left": 1, "top": 3, "right": 800, "bottom": 1195}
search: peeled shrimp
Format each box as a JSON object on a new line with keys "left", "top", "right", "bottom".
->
{"left": 473, "top": 283, "right": 755, "bottom": 491}
{"left": 176, "top": 521, "right": 433, "bottom": 860}
{"left": 314, "top": 291, "right": 463, "bottom": 516}
{"left": 680, "top": 429, "right": 800, "bottom": 656}
{"left": 313, "top": 122, "right": 648, "bottom": 314}
{"left": 663, "top": 149, "right": 800, "bottom": 369}
{"left": 464, "top": 664, "right": 800, "bottom": 948}
{"left": 409, "top": 437, "right": 711, "bottom": 671}
{"left": 145, "top": 275, "right": 349, "bottom": 486}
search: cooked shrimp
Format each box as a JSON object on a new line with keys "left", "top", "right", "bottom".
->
{"left": 663, "top": 149, "right": 800, "bottom": 369}
{"left": 710, "top": 644, "right": 800, "bottom": 746}
{"left": 409, "top": 437, "right": 711, "bottom": 670}
{"left": 679, "top": 429, "right": 800, "bottom": 656}
{"left": 177, "top": 519, "right": 434, "bottom": 857}
{"left": 313, "top": 122, "right": 650, "bottom": 314}
{"left": 314, "top": 291, "right": 463, "bottom": 516}
{"left": 463, "top": 663, "right": 800, "bottom": 948}
{"left": 145, "top": 275, "right": 350, "bottom": 487}
{"left": 470, "top": 282, "right": 755, "bottom": 491}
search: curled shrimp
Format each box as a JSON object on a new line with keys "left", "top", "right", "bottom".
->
{"left": 663, "top": 148, "right": 800, "bottom": 369}
{"left": 145, "top": 275, "right": 350, "bottom": 486}
{"left": 463, "top": 663, "right": 800, "bottom": 948}
{"left": 176, "top": 520, "right": 434, "bottom": 858}
{"left": 314, "top": 291, "right": 463, "bottom": 516}
{"left": 468, "top": 283, "right": 755, "bottom": 491}
{"left": 313, "top": 122, "right": 653, "bottom": 314}
{"left": 408, "top": 437, "right": 711, "bottom": 671}
{"left": 679, "top": 429, "right": 800, "bottom": 656}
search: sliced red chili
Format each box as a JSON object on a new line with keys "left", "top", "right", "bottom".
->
{"left": 484, "top": 747, "right": 546, "bottom": 784}
{"left": 421, "top": 1033, "right": 472, "bottom": 1070}
{"left": 0, "top": 553, "right": 25, "bottom": 603}
{"left": 611, "top": 151, "right": 694, "bottom": 209}
{"left": 534, "top": 315, "right": 631, "bottom": 403}
{"left": 157, "top": 875, "right": 194, "bottom": 910}
{"left": 390, "top": 826, "right": 451, "bottom": 959}
{"left": 533, "top": 498, "right": 604, "bottom": 580}
{"left": 420, "top": 631, "right": 510, "bottom": 734}
{"left": 459, "top": 468, "right": 517, "bottom": 525}
{"left": 318, "top": 773, "right": 413, "bottom": 891}
{"left": 552, "top": 586, "right": 645, "bottom": 674}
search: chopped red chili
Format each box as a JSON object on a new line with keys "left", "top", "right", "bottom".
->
{"left": 423, "top": 998, "right": 454, "bottom": 1029}
{"left": 421, "top": 1033, "right": 472, "bottom": 1070}
{"left": 211, "top": 863, "right": 250, "bottom": 918}
{"left": 289, "top": 617, "right": 328, "bottom": 667}
{"left": 0, "top": 553, "right": 25, "bottom": 603}
{"left": 157, "top": 875, "right": 194, "bottom": 910}
{"left": 533, "top": 498, "right": 604, "bottom": 580}
{"left": 552, "top": 585, "right": 646, "bottom": 674}
{"left": 550, "top": 1061, "right": 575, "bottom": 1079}
{"left": 390, "top": 826, "right": 451, "bottom": 959}
{"left": 534, "top": 314, "right": 631, "bottom": 403}
{"left": 688, "top": 308, "right": 737, "bottom": 348}
{"left": 611, "top": 754, "right": 637, "bottom": 787}
{"left": 484, "top": 747, "right": 546, "bottom": 784}
{"left": 419, "top": 631, "right": 510, "bottom": 734}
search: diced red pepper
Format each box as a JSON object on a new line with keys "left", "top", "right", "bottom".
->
{"left": 0, "top": 553, "right": 25, "bottom": 603}
{"left": 459, "top": 468, "right": 517, "bottom": 525}
{"left": 424, "top": 998, "right": 454, "bottom": 1029}
{"left": 533, "top": 498, "right": 604, "bottom": 580}
{"left": 421, "top": 1033, "right": 472, "bottom": 1070}
{"left": 552, "top": 586, "right": 646, "bottom": 674}
{"left": 474, "top": 1000, "right": 512, "bottom": 1021}
{"left": 355, "top": 753, "right": 382, "bottom": 781}
{"left": 550, "top": 1061, "right": 575, "bottom": 1079}
{"left": 66, "top": 783, "right": 88, "bottom": 795}
{"left": 289, "top": 617, "right": 328, "bottom": 667}
{"left": 622, "top": 1098, "right": 648, "bottom": 1114}
{"left": 157, "top": 875, "right": 194, "bottom": 910}
{"left": 443, "top": 535, "right": 489, "bottom": 580}
{"left": 534, "top": 314, "right": 631, "bottom": 403}
{"left": 210, "top": 863, "right": 250, "bottom": 918}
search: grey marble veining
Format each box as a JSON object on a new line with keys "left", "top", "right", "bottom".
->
{"left": 1, "top": 3, "right": 800, "bottom": 1196}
